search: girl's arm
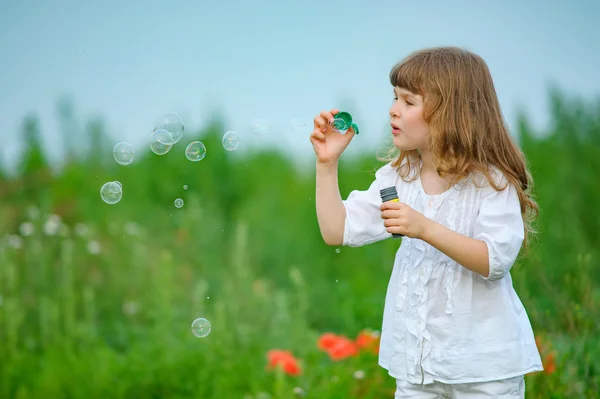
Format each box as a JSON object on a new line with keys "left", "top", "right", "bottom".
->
{"left": 315, "top": 161, "right": 346, "bottom": 246}
{"left": 422, "top": 222, "right": 491, "bottom": 277}
{"left": 423, "top": 180, "right": 525, "bottom": 280}
{"left": 381, "top": 178, "right": 524, "bottom": 281}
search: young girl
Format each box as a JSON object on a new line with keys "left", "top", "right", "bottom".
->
{"left": 310, "top": 46, "right": 543, "bottom": 398}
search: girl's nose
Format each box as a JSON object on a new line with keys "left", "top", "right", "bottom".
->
{"left": 389, "top": 103, "right": 401, "bottom": 118}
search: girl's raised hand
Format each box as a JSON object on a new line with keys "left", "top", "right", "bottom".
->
{"left": 310, "top": 109, "right": 357, "bottom": 165}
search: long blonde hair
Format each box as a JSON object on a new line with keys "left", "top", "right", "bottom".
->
{"left": 380, "top": 46, "right": 538, "bottom": 246}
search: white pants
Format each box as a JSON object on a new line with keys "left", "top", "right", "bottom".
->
{"left": 394, "top": 376, "right": 525, "bottom": 398}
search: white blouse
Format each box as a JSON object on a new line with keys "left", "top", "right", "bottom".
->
{"left": 342, "top": 161, "right": 543, "bottom": 384}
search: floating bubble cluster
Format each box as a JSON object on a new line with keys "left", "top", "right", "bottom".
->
{"left": 101, "top": 110, "right": 347, "bottom": 338}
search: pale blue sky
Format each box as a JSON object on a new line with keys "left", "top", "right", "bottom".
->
{"left": 1, "top": 0, "right": 599, "bottom": 171}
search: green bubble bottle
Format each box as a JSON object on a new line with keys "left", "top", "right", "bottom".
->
{"left": 380, "top": 186, "right": 403, "bottom": 238}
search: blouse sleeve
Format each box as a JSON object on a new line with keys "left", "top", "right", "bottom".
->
{"left": 473, "top": 177, "right": 525, "bottom": 281}
{"left": 342, "top": 165, "right": 394, "bottom": 247}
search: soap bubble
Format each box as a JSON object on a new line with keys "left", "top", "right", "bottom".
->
{"left": 149, "top": 130, "right": 173, "bottom": 155}
{"left": 183, "top": 185, "right": 188, "bottom": 190}
{"left": 113, "top": 142, "right": 135, "bottom": 165}
{"left": 250, "top": 118, "right": 271, "bottom": 136}
{"left": 290, "top": 119, "right": 307, "bottom": 134}
{"left": 222, "top": 131, "right": 240, "bottom": 151}
{"left": 154, "top": 112, "right": 184, "bottom": 144}
{"left": 332, "top": 119, "right": 350, "bottom": 133}
{"left": 185, "top": 141, "right": 207, "bottom": 162}
{"left": 331, "top": 112, "right": 352, "bottom": 134}
{"left": 191, "top": 318, "right": 211, "bottom": 338}
{"left": 174, "top": 198, "right": 184, "bottom": 208}
{"left": 100, "top": 181, "right": 123, "bottom": 204}
{"left": 154, "top": 129, "right": 175, "bottom": 145}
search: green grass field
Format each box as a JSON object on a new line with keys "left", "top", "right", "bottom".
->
{"left": 1, "top": 90, "right": 599, "bottom": 398}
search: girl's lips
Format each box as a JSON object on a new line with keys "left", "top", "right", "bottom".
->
{"left": 392, "top": 128, "right": 401, "bottom": 135}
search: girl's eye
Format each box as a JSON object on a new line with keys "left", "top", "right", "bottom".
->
{"left": 405, "top": 100, "right": 414, "bottom": 106}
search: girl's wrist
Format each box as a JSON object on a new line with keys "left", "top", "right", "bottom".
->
{"left": 420, "top": 218, "right": 438, "bottom": 243}
{"left": 316, "top": 160, "right": 339, "bottom": 170}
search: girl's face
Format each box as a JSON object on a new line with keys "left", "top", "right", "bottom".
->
{"left": 389, "top": 87, "right": 430, "bottom": 151}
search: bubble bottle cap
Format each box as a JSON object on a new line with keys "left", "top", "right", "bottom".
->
{"left": 380, "top": 186, "right": 398, "bottom": 202}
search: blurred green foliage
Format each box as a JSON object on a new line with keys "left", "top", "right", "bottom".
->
{"left": 0, "top": 88, "right": 598, "bottom": 398}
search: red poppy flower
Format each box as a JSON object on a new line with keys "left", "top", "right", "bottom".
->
{"left": 266, "top": 349, "right": 302, "bottom": 376}
{"left": 356, "top": 329, "right": 380, "bottom": 354}
{"left": 317, "top": 333, "right": 359, "bottom": 361}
